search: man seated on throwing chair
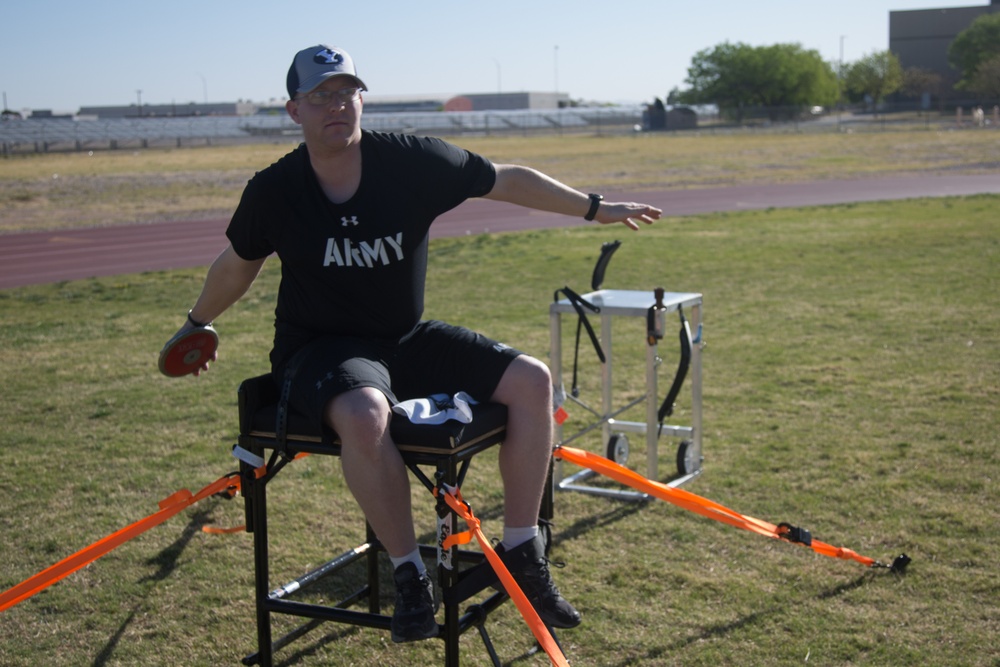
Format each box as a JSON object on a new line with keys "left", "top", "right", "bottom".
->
{"left": 170, "top": 43, "right": 662, "bottom": 643}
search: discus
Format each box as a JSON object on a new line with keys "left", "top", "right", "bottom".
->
{"left": 158, "top": 325, "right": 218, "bottom": 377}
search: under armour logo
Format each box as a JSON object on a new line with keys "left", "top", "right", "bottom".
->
{"left": 341, "top": 216, "right": 359, "bottom": 227}
{"left": 315, "top": 371, "right": 335, "bottom": 391}
{"left": 314, "top": 48, "right": 344, "bottom": 66}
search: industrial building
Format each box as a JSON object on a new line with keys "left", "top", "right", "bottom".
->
{"left": 31, "top": 92, "right": 571, "bottom": 121}
{"left": 889, "top": 0, "right": 1000, "bottom": 89}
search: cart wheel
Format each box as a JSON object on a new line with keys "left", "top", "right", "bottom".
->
{"left": 676, "top": 440, "right": 697, "bottom": 476}
{"left": 606, "top": 434, "right": 630, "bottom": 464}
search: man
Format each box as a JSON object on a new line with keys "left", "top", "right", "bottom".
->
{"left": 174, "top": 44, "right": 662, "bottom": 643}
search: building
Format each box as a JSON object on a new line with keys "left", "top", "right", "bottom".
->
{"left": 57, "top": 91, "right": 569, "bottom": 119}
{"left": 253, "top": 92, "right": 569, "bottom": 116}
{"left": 363, "top": 97, "right": 445, "bottom": 113}
{"left": 889, "top": 0, "right": 1000, "bottom": 89}
{"left": 77, "top": 102, "right": 255, "bottom": 119}
{"left": 443, "top": 92, "right": 571, "bottom": 112}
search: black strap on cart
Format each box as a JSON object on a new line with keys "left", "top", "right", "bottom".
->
{"left": 658, "top": 306, "right": 693, "bottom": 424}
{"left": 553, "top": 240, "right": 622, "bottom": 397}
{"left": 645, "top": 286, "right": 693, "bottom": 426}
{"left": 553, "top": 285, "right": 603, "bottom": 397}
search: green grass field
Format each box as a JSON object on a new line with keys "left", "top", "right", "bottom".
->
{"left": 0, "top": 135, "right": 999, "bottom": 666}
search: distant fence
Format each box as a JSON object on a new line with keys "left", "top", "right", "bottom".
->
{"left": 3, "top": 102, "right": 997, "bottom": 156}
{"left": 1, "top": 115, "right": 294, "bottom": 155}
{"left": 693, "top": 99, "right": 1000, "bottom": 130}
{"left": 0, "top": 108, "right": 647, "bottom": 155}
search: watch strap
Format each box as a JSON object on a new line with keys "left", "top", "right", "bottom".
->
{"left": 585, "top": 193, "right": 604, "bottom": 221}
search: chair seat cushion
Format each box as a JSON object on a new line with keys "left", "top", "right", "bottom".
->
{"left": 239, "top": 374, "right": 507, "bottom": 452}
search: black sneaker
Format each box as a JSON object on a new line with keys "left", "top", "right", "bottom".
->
{"left": 495, "top": 535, "right": 582, "bottom": 629}
{"left": 390, "top": 563, "right": 438, "bottom": 643}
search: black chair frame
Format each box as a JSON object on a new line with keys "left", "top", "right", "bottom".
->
{"left": 235, "top": 373, "right": 554, "bottom": 667}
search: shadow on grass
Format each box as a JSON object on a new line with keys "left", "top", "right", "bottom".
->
{"left": 602, "top": 572, "right": 875, "bottom": 666}
{"left": 91, "top": 508, "right": 221, "bottom": 665}
{"left": 139, "top": 508, "right": 215, "bottom": 583}
{"left": 91, "top": 607, "right": 137, "bottom": 667}
{"left": 816, "top": 571, "right": 878, "bottom": 600}
{"left": 554, "top": 499, "right": 648, "bottom": 545}
{"left": 269, "top": 623, "right": 361, "bottom": 667}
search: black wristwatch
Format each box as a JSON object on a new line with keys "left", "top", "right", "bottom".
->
{"left": 584, "top": 193, "right": 604, "bottom": 221}
{"left": 187, "top": 310, "right": 210, "bottom": 328}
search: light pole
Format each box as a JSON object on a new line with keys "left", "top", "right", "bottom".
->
{"left": 492, "top": 59, "right": 501, "bottom": 95}
{"left": 136, "top": 89, "right": 143, "bottom": 117}
{"left": 838, "top": 35, "right": 846, "bottom": 127}
{"left": 554, "top": 45, "right": 559, "bottom": 93}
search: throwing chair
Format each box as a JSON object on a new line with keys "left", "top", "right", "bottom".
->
{"left": 235, "top": 373, "right": 554, "bottom": 667}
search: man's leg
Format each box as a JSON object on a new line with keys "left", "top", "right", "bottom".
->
{"left": 326, "top": 386, "right": 417, "bottom": 557}
{"left": 490, "top": 355, "right": 555, "bottom": 528}
{"left": 490, "top": 355, "right": 582, "bottom": 628}
{"left": 325, "top": 386, "right": 436, "bottom": 642}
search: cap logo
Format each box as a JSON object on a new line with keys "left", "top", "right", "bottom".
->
{"left": 314, "top": 48, "right": 344, "bottom": 66}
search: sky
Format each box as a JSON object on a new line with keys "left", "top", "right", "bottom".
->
{"left": 0, "top": 0, "right": 986, "bottom": 113}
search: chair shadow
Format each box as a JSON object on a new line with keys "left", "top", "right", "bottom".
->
{"left": 139, "top": 508, "right": 215, "bottom": 583}
{"left": 91, "top": 505, "right": 223, "bottom": 665}
{"left": 602, "top": 571, "right": 877, "bottom": 666}
{"left": 271, "top": 624, "right": 362, "bottom": 667}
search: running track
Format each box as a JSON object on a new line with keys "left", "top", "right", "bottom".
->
{"left": 2, "top": 174, "right": 998, "bottom": 289}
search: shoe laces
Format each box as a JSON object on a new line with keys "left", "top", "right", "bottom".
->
{"left": 519, "top": 555, "right": 566, "bottom": 598}
{"left": 397, "top": 573, "right": 431, "bottom": 611}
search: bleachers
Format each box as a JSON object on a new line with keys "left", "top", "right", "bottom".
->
{"left": 0, "top": 107, "right": 645, "bottom": 154}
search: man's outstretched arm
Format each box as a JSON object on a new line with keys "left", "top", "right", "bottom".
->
{"left": 482, "top": 163, "right": 662, "bottom": 231}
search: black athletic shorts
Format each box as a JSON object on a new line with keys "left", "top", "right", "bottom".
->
{"left": 273, "top": 320, "right": 522, "bottom": 426}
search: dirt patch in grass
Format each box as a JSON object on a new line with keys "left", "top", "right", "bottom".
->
{"left": 0, "top": 170, "right": 248, "bottom": 232}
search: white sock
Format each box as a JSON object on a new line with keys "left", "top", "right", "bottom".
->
{"left": 390, "top": 549, "right": 426, "bottom": 575}
{"left": 502, "top": 525, "right": 539, "bottom": 551}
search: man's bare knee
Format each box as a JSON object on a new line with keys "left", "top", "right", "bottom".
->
{"left": 325, "top": 387, "right": 392, "bottom": 444}
{"left": 493, "top": 355, "right": 552, "bottom": 408}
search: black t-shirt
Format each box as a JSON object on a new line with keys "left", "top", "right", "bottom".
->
{"left": 226, "top": 130, "right": 496, "bottom": 368}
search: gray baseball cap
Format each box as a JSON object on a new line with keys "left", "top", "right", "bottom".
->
{"left": 286, "top": 45, "right": 368, "bottom": 99}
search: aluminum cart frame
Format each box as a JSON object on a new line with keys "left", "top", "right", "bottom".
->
{"left": 550, "top": 289, "right": 703, "bottom": 500}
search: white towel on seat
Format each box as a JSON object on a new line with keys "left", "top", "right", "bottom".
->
{"left": 392, "top": 392, "right": 477, "bottom": 425}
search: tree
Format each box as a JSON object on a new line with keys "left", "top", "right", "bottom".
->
{"left": 843, "top": 50, "right": 903, "bottom": 110}
{"left": 902, "top": 66, "right": 944, "bottom": 110}
{"left": 948, "top": 13, "right": 1000, "bottom": 88}
{"left": 679, "top": 42, "right": 839, "bottom": 121}
{"left": 902, "top": 67, "right": 943, "bottom": 98}
{"left": 966, "top": 53, "right": 1000, "bottom": 99}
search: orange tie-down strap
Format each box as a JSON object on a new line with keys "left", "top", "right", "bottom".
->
{"left": 554, "top": 445, "right": 910, "bottom": 573}
{"left": 0, "top": 472, "right": 242, "bottom": 614}
{"left": 437, "top": 486, "right": 571, "bottom": 667}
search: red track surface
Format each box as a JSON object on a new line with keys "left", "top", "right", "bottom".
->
{"left": 2, "top": 174, "right": 998, "bottom": 289}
